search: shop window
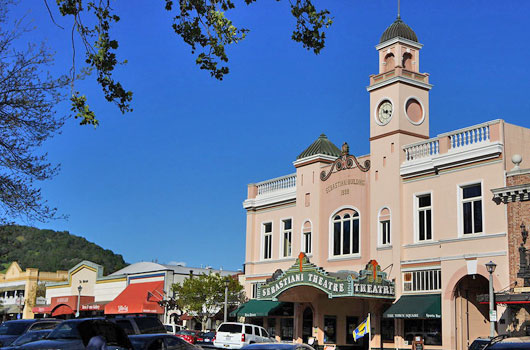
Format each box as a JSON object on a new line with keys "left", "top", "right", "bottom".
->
{"left": 332, "top": 209, "right": 360, "bottom": 257}
{"left": 416, "top": 193, "right": 432, "bottom": 241}
{"left": 302, "top": 221, "right": 312, "bottom": 254}
{"left": 280, "top": 318, "right": 293, "bottom": 340}
{"left": 267, "top": 318, "right": 276, "bottom": 337}
{"left": 403, "top": 269, "right": 441, "bottom": 292}
{"left": 282, "top": 219, "right": 292, "bottom": 257}
{"left": 381, "top": 318, "right": 394, "bottom": 341}
{"left": 461, "top": 183, "right": 483, "bottom": 234}
{"left": 378, "top": 208, "right": 391, "bottom": 246}
{"left": 251, "top": 283, "right": 258, "bottom": 298}
{"left": 262, "top": 222, "right": 272, "bottom": 260}
{"left": 323, "top": 316, "right": 337, "bottom": 344}
{"left": 345, "top": 316, "right": 359, "bottom": 344}
{"left": 404, "top": 319, "right": 442, "bottom": 346}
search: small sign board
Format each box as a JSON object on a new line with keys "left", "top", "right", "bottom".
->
{"left": 489, "top": 310, "right": 497, "bottom": 322}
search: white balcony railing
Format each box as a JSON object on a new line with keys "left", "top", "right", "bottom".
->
{"left": 403, "top": 120, "right": 497, "bottom": 162}
{"left": 404, "top": 139, "right": 439, "bottom": 161}
{"left": 256, "top": 173, "right": 297, "bottom": 197}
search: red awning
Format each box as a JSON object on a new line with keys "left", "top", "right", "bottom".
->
{"left": 52, "top": 304, "right": 74, "bottom": 316}
{"left": 32, "top": 305, "right": 52, "bottom": 314}
{"left": 105, "top": 281, "right": 164, "bottom": 315}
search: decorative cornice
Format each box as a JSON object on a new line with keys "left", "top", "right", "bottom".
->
{"left": 293, "top": 153, "right": 337, "bottom": 168}
{"left": 370, "top": 129, "right": 429, "bottom": 142}
{"left": 376, "top": 36, "right": 423, "bottom": 50}
{"left": 492, "top": 183, "right": 530, "bottom": 203}
{"left": 367, "top": 75, "right": 433, "bottom": 92}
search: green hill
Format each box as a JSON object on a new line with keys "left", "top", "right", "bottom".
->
{"left": 0, "top": 225, "right": 127, "bottom": 274}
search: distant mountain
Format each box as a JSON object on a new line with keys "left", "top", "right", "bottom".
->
{"left": 0, "top": 225, "right": 127, "bottom": 274}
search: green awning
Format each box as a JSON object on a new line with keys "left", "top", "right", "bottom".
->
{"left": 230, "top": 300, "right": 286, "bottom": 317}
{"left": 383, "top": 294, "right": 441, "bottom": 319}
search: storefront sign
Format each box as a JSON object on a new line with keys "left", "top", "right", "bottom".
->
{"left": 257, "top": 253, "right": 394, "bottom": 300}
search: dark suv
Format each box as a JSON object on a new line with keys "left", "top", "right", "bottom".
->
{"left": 0, "top": 319, "right": 60, "bottom": 347}
{"left": 110, "top": 316, "right": 166, "bottom": 335}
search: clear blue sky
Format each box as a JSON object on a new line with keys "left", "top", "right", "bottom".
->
{"left": 9, "top": 1, "right": 530, "bottom": 271}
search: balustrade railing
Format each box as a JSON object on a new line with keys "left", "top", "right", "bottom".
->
{"left": 403, "top": 121, "right": 498, "bottom": 163}
{"left": 256, "top": 173, "right": 297, "bottom": 196}
{"left": 403, "top": 139, "right": 439, "bottom": 161}
{"left": 447, "top": 124, "right": 490, "bottom": 150}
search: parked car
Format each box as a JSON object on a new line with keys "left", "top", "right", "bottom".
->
{"left": 129, "top": 334, "right": 200, "bottom": 350}
{"left": 468, "top": 335, "right": 510, "bottom": 350}
{"left": 485, "top": 336, "right": 530, "bottom": 349}
{"left": 241, "top": 343, "right": 316, "bottom": 350}
{"left": 214, "top": 322, "right": 270, "bottom": 349}
{"left": 163, "top": 324, "right": 185, "bottom": 335}
{"left": 175, "top": 330, "right": 200, "bottom": 344}
{"left": 19, "top": 318, "right": 132, "bottom": 350}
{"left": 0, "top": 330, "right": 52, "bottom": 350}
{"left": 0, "top": 319, "right": 60, "bottom": 347}
{"left": 110, "top": 316, "right": 166, "bottom": 335}
{"left": 196, "top": 331, "right": 215, "bottom": 347}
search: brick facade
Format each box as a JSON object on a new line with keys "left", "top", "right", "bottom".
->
{"left": 506, "top": 172, "right": 530, "bottom": 286}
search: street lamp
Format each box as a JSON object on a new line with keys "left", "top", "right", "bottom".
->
{"left": 75, "top": 285, "right": 82, "bottom": 318}
{"left": 486, "top": 261, "right": 497, "bottom": 338}
{"left": 224, "top": 279, "right": 229, "bottom": 323}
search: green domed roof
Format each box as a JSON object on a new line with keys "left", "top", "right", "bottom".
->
{"left": 297, "top": 134, "right": 341, "bottom": 160}
{"left": 380, "top": 16, "right": 418, "bottom": 43}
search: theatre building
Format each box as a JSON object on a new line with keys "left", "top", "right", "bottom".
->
{"left": 239, "top": 16, "right": 530, "bottom": 350}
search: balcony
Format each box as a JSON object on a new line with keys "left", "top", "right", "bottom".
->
{"left": 368, "top": 68, "right": 431, "bottom": 91}
{"left": 401, "top": 120, "right": 503, "bottom": 177}
{"left": 243, "top": 173, "right": 297, "bottom": 210}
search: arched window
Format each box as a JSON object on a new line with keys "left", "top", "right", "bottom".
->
{"left": 379, "top": 208, "right": 391, "bottom": 246}
{"left": 402, "top": 52, "right": 413, "bottom": 70}
{"left": 332, "top": 209, "right": 360, "bottom": 256}
{"left": 384, "top": 53, "right": 395, "bottom": 72}
{"left": 302, "top": 221, "right": 312, "bottom": 254}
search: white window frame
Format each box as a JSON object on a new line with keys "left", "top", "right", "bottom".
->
{"left": 377, "top": 207, "right": 392, "bottom": 247}
{"left": 413, "top": 191, "right": 434, "bottom": 243}
{"left": 279, "top": 217, "right": 293, "bottom": 258}
{"left": 457, "top": 180, "right": 485, "bottom": 237}
{"left": 300, "top": 219, "right": 313, "bottom": 256}
{"left": 402, "top": 268, "right": 442, "bottom": 294}
{"left": 261, "top": 221, "right": 273, "bottom": 260}
{"left": 328, "top": 206, "right": 362, "bottom": 259}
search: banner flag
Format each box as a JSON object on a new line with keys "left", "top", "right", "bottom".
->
{"left": 353, "top": 314, "right": 370, "bottom": 342}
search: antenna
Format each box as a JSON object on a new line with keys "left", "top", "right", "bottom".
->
{"left": 397, "top": 0, "right": 401, "bottom": 18}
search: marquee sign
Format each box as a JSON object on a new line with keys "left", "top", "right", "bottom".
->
{"left": 257, "top": 253, "right": 394, "bottom": 300}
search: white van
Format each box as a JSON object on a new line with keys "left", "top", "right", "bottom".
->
{"left": 213, "top": 322, "right": 270, "bottom": 349}
{"left": 164, "top": 323, "right": 185, "bottom": 335}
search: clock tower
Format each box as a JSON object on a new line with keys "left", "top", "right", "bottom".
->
{"left": 367, "top": 16, "right": 432, "bottom": 273}
{"left": 368, "top": 16, "right": 432, "bottom": 144}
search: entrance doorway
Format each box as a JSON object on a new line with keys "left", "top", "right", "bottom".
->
{"left": 454, "top": 275, "right": 489, "bottom": 350}
{"left": 302, "top": 307, "right": 313, "bottom": 343}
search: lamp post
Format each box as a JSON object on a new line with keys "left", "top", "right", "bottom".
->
{"left": 76, "top": 285, "right": 82, "bottom": 318}
{"left": 485, "top": 261, "right": 497, "bottom": 338}
{"left": 224, "top": 279, "right": 229, "bottom": 323}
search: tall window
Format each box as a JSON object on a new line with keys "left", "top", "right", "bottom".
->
{"left": 379, "top": 208, "right": 391, "bottom": 246}
{"left": 263, "top": 222, "right": 272, "bottom": 260}
{"left": 461, "top": 183, "right": 483, "bottom": 234}
{"left": 417, "top": 194, "right": 432, "bottom": 241}
{"left": 332, "top": 209, "right": 360, "bottom": 256}
{"left": 302, "top": 221, "right": 312, "bottom": 254}
{"left": 282, "top": 219, "right": 292, "bottom": 257}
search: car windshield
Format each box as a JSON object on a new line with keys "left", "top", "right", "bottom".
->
{"left": 46, "top": 322, "right": 81, "bottom": 340}
{"left": 0, "top": 322, "right": 29, "bottom": 336}
{"left": 177, "top": 330, "right": 195, "bottom": 335}
{"left": 12, "top": 331, "right": 50, "bottom": 346}
{"left": 165, "top": 325, "right": 173, "bottom": 332}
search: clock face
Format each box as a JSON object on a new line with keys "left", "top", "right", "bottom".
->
{"left": 377, "top": 100, "right": 393, "bottom": 125}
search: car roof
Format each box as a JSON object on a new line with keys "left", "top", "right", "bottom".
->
{"left": 130, "top": 333, "right": 172, "bottom": 339}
